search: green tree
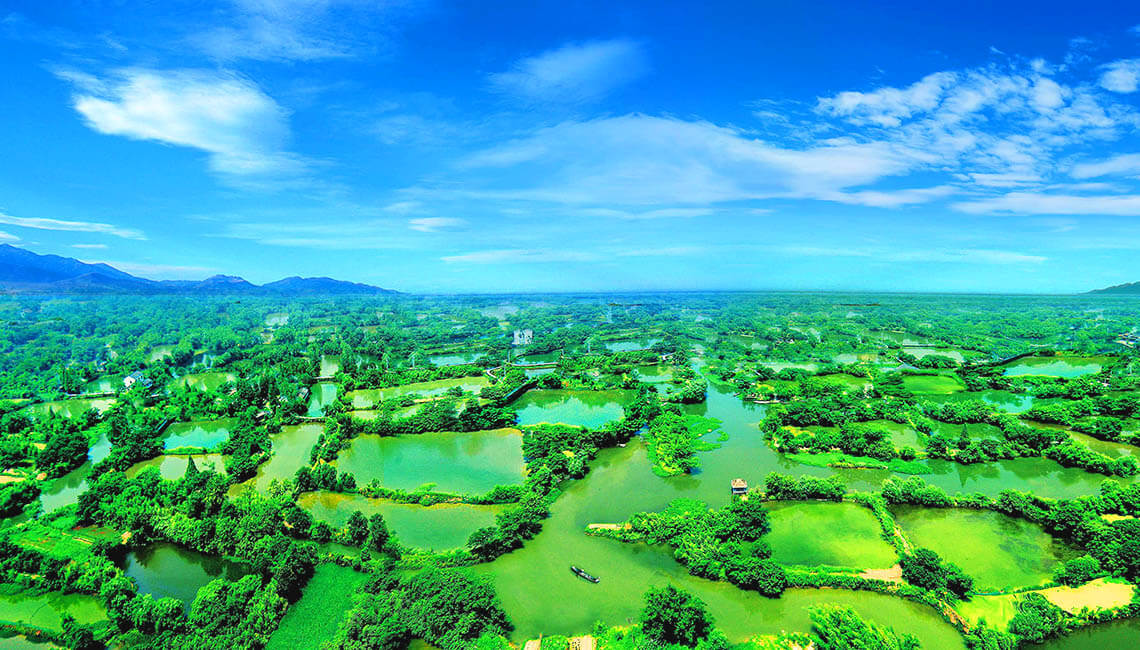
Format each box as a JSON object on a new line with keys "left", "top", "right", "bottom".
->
{"left": 639, "top": 585, "right": 714, "bottom": 647}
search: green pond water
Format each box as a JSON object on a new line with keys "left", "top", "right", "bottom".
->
{"left": 120, "top": 543, "right": 250, "bottom": 609}
{"left": 230, "top": 423, "right": 324, "bottom": 494}
{"left": 604, "top": 337, "right": 661, "bottom": 352}
{"left": 902, "top": 347, "right": 966, "bottom": 362}
{"left": 2, "top": 636, "right": 63, "bottom": 650}
{"left": 511, "top": 390, "right": 630, "bottom": 429}
{"left": 429, "top": 351, "right": 485, "bottom": 366}
{"left": 924, "top": 390, "right": 1061, "bottom": 414}
{"left": 471, "top": 379, "right": 1129, "bottom": 641}
{"left": 634, "top": 364, "right": 674, "bottom": 382}
{"left": 82, "top": 376, "right": 118, "bottom": 393}
{"left": 347, "top": 377, "right": 490, "bottom": 408}
{"left": 760, "top": 361, "right": 819, "bottom": 372}
{"left": 174, "top": 372, "right": 236, "bottom": 392}
{"left": 0, "top": 589, "right": 106, "bottom": 633}
{"left": 148, "top": 344, "right": 174, "bottom": 362}
{"left": 126, "top": 454, "right": 226, "bottom": 480}
{"left": 298, "top": 492, "right": 503, "bottom": 550}
{"left": 893, "top": 506, "right": 1079, "bottom": 592}
{"left": 163, "top": 418, "right": 236, "bottom": 450}
{"left": 37, "top": 432, "right": 113, "bottom": 514}
{"left": 1002, "top": 356, "right": 1110, "bottom": 378}
{"left": 765, "top": 501, "right": 897, "bottom": 569}
{"left": 516, "top": 351, "right": 561, "bottom": 364}
{"left": 307, "top": 383, "right": 338, "bottom": 417}
{"left": 334, "top": 429, "right": 524, "bottom": 495}
{"left": 21, "top": 398, "right": 114, "bottom": 420}
{"left": 1038, "top": 618, "right": 1140, "bottom": 648}
{"left": 319, "top": 355, "right": 340, "bottom": 377}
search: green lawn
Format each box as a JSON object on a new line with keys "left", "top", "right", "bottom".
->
{"left": 901, "top": 374, "right": 965, "bottom": 395}
{"left": 266, "top": 564, "right": 368, "bottom": 650}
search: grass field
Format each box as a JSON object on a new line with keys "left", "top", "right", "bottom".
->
{"left": 901, "top": 374, "right": 966, "bottom": 395}
{"left": 1043, "top": 578, "right": 1135, "bottom": 613}
{"left": 765, "top": 501, "right": 898, "bottom": 569}
{"left": 266, "top": 564, "right": 368, "bottom": 650}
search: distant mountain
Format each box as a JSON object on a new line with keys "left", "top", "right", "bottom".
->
{"left": 0, "top": 244, "right": 398, "bottom": 295}
{"left": 1089, "top": 282, "right": 1140, "bottom": 295}
{"left": 262, "top": 276, "right": 396, "bottom": 295}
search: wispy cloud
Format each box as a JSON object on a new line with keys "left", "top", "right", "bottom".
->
{"left": 58, "top": 67, "right": 306, "bottom": 185}
{"left": 0, "top": 212, "right": 145, "bottom": 239}
{"left": 1070, "top": 153, "right": 1140, "bottom": 179}
{"left": 82, "top": 260, "right": 218, "bottom": 280}
{"left": 776, "top": 245, "right": 1045, "bottom": 264}
{"left": 0, "top": 231, "right": 18, "bottom": 243}
{"left": 954, "top": 191, "right": 1140, "bottom": 216}
{"left": 188, "top": 0, "right": 405, "bottom": 62}
{"left": 442, "top": 249, "right": 600, "bottom": 264}
{"left": 70, "top": 243, "right": 108, "bottom": 249}
{"left": 488, "top": 39, "right": 648, "bottom": 104}
{"left": 409, "top": 217, "right": 465, "bottom": 232}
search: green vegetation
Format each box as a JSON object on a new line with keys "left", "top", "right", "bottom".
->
{"left": 2, "top": 292, "right": 1140, "bottom": 648}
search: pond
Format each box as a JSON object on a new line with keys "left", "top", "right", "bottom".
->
{"left": 634, "top": 364, "right": 674, "bottom": 383}
{"left": 334, "top": 429, "right": 524, "bottom": 495}
{"left": 21, "top": 398, "right": 114, "bottom": 420}
{"left": 37, "top": 432, "right": 112, "bottom": 513}
{"left": 163, "top": 418, "right": 237, "bottom": 451}
{"left": 230, "top": 423, "right": 323, "bottom": 495}
{"left": 511, "top": 390, "right": 630, "bottom": 429}
{"left": 347, "top": 377, "right": 490, "bottom": 408}
{"left": 148, "top": 344, "right": 174, "bottom": 362}
{"left": 764, "top": 501, "right": 897, "bottom": 569}
{"left": 428, "top": 351, "right": 485, "bottom": 366}
{"left": 1002, "top": 356, "right": 1111, "bottom": 378}
{"left": 174, "top": 372, "right": 237, "bottom": 392}
{"left": 319, "top": 355, "right": 340, "bottom": 377}
{"left": 603, "top": 337, "right": 661, "bottom": 352}
{"left": 126, "top": 454, "right": 226, "bottom": 480}
{"left": 119, "top": 542, "right": 251, "bottom": 609}
{"left": 1038, "top": 618, "right": 1140, "bottom": 649}
{"left": 474, "top": 377, "right": 1125, "bottom": 641}
{"left": 307, "top": 383, "right": 339, "bottom": 417}
{"left": 893, "top": 506, "right": 1079, "bottom": 592}
{"left": 82, "top": 376, "right": 119, "bottom": 393}
{"left": 924, "top": 390, "right": 1061, "bottom": 414}
{"left": 0, "top": 588, "right": 106, "bottom": 634}
{"left": 298, "top": 492, "right": 503, "bottom": 550}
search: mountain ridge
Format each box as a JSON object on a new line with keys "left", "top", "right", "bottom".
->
{"left": 0, "top": 245, "right": 398, "bottom": 295}
{"left": 1088, "top": 281, "right": 1140, "bottom": 295}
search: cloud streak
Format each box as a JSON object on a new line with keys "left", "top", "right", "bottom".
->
{"left": 488, "top": 39, "right": 648, "bottom": 104}
{"left": 0, "top": 212, "right": 145, "bottom": 239}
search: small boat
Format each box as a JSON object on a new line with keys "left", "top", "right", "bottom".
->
{"left": 570, "top": 565, "right": 600, "bottom": 583}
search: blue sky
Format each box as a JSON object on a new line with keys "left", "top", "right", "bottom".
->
{"left": 3, "top": 1, "right": 1140, "bottom": 293}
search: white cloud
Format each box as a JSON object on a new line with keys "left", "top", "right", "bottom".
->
{"left": 953, "top": 191, "right": 1140, "bottom": 216}
{"left": 1099, "top": 59, "right": 1140, "bottom": 93}
{"left": 488, "top": 39, "right": 648, "bottom": 104}
{"left": 456, "top": 114, "right": 921, "bottom": 206}
{"left": 580, "top": 207, "right": 714, "bottom": 220}
{"left": 60, "top": 67, "right": 305, "bottom": 184}
{"left": 81, "top": 260, "right": 218, "bottom": 280}
{"left": 189, "top": 0, "right": 398, "bottom": 62}
{"left": 1070, "top": 153, "right": 1140, "bottom": 179}
{"left": 616, "top": 246, "right": 705, "bottom": 257}
{"left": 70, "top": 243, "right": 108, "bottom": 249}
{"left": 408, "top": 217, "right": 465, "bottom": 232}
{"left": 776, "top": 245, "right": 1044, "bottom": 264}
{"left": 0, "top": 212, "right": 145, "bottom": 239}
{"left": 442, "top": 249, "right": 600, "bottom": 264}
{"left": 0, "top": 231, "right": 18, "bottom": 243}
